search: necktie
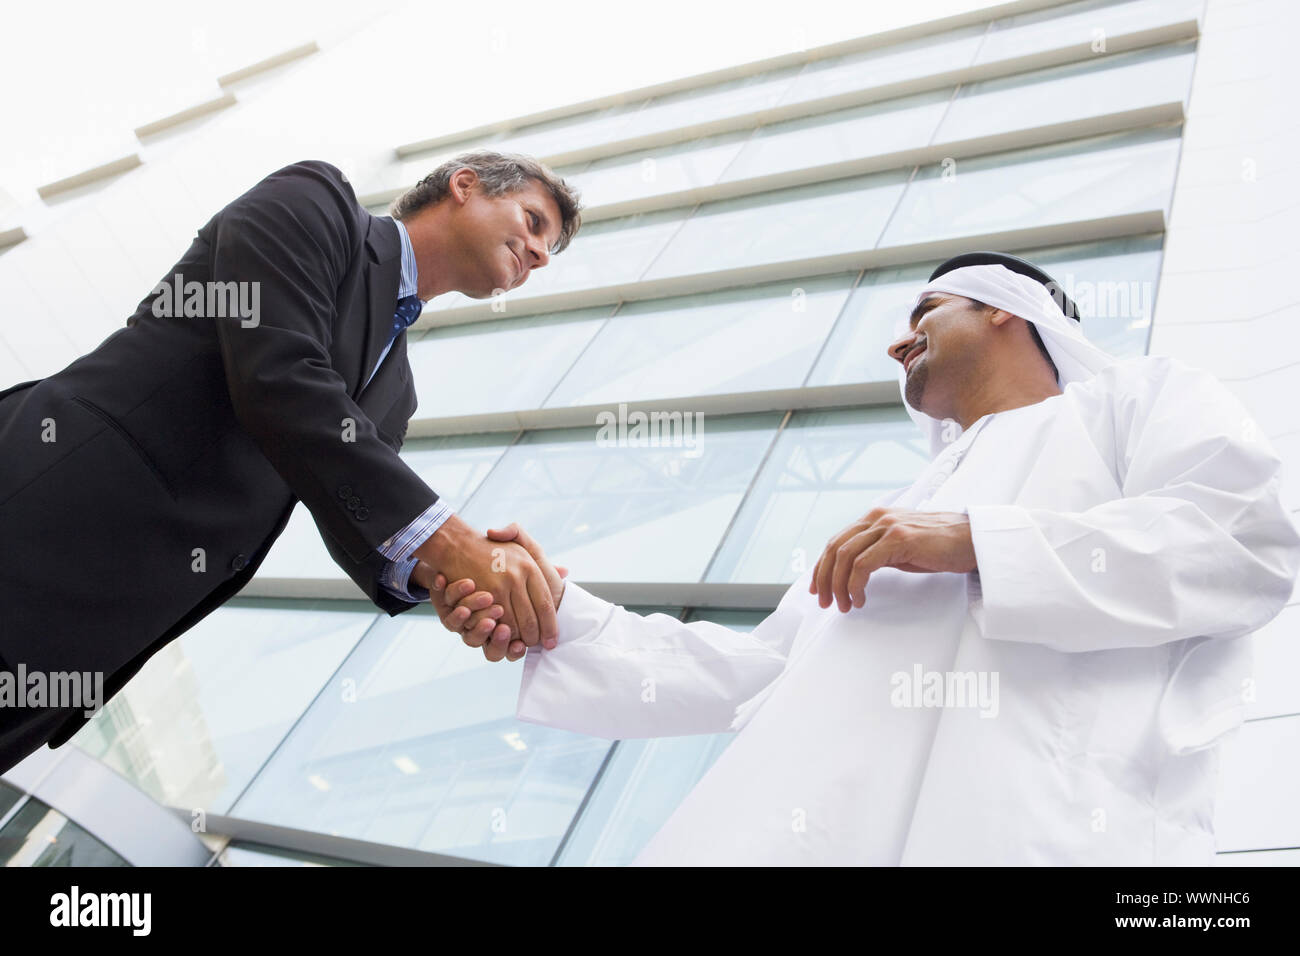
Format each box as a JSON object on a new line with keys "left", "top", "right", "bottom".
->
{"left": 386, "top": 294, "right": 423, "bottom": 353}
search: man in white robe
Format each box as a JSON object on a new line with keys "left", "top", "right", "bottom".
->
{"left": 431, "top": 256, "right": 1300, "bottom": 865}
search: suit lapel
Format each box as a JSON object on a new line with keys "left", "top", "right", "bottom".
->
{"left": 357, "top": 215, "right": 402, "bottom": 401}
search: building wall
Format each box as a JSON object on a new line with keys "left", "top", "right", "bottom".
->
{"left": 1149, "top": 0, "right": 1300, "bottom": 866}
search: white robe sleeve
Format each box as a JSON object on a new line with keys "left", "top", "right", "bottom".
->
{"left": 967, "top": 356, "right": 1300, "bottom": 653}
{"left": 516, "top": 579, "right": 809, "bottom": 739}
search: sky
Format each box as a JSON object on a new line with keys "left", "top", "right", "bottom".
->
{"left": 0, "top": 0, "right": 998, "bottom": 206}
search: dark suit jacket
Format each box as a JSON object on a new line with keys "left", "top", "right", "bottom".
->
{"left": 0, "top": 159, "right": 438, "bottom": 749}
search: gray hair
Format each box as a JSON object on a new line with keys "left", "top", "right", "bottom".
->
{"left": 390, "top": 149, "right": 582, "bottom": 254}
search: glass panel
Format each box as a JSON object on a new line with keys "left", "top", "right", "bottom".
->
{"left": 936, "top": 43, "right": 1197, "bottom": 144}
{"left": 643, "top": 170, "right": 909, "bottom": 281}
{"left": 71, "top": 604, "right": 376, "bottom": 812}
{"left": 776, "top": 25, "right": 986, "bottom": 108}
{"left": 878, "top": 128, "right": 1181, "bottom": 248}
{"left": 0, "top": 781, "right": 21, "bottom": 820}
{"left": 722, "top": 89, "right": 953, "bottom": 184}
{"left": 459, "top": 413, "right": 783, "bottom": 582}
{"left": 256, "top": 434, "right": 513, "bottom": 580}
{"left": 975, "top": 0, "right": 1205, "bottom": 65}
{"left": 618, "top": 67, "right": 803, "bottom": 142}
{"left": 706, "top": 407, "right": 929, "bottom": 583}
{"left": 228, "top": 609, "right": 612, "bottom": 867}
{"left": 427, "top": 206, "right": 690, "bottom": 313}
{"left": 807, "top": 263, "right": 931, "bottom": 387}
{"left": 567, "top": 130, "right": 751, "bottom": 208}
{"left": 408, "top": 306, "right": 614, "bottom": 417}
{"left": 1011, "top": 234, "right": 1163, "bottom": 358}
{"left": 545, "top": 275, "right": 855, "bottom": 408}
{"left": 554, "top": 610, "right": 761, "bottom": 867}
{"left": 0, "top": 798, "right": 129, "bottom": 866}
{"left": 492, "top": 101, "right": 651, "bottom": 159}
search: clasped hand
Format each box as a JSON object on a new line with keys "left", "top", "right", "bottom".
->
{"left": 415, "top": 520, "right": 566, "bottom": 663}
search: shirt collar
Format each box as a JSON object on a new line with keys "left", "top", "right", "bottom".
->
{"left": 390, "top": 217, "right": 420, "bottom": 300}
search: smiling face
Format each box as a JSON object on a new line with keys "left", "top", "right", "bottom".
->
{"left": 886, "top": 292, "right": 998, "bottom": 419}
{"left": 449, "top": 170, "right": 565, "bottom": 298}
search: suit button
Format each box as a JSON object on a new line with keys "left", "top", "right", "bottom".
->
{"left": 347, "top": 496, "right": 361, "bottom": 510}
{"left": 355, "top": 507, "right": 369, "bottom": 521}
{"left": 231, "top": 553, "right": 249, "bottom": 571}
{"left": 338, "top": 485, "right": 353, "bottom": 500}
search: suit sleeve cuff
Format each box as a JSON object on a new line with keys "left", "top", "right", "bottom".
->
{"left": 376, "top": 500, "right": 456, "bottom": 603}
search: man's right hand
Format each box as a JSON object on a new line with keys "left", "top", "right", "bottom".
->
{"left": 430, "top": 523, "right": 568, "bottom": 662}
{"left": 410, "top": 514, "right": 557, "bottom": 649}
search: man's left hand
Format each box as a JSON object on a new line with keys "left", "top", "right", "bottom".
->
{"left": 810, "top": 508, "right": 977, "bottom": 612}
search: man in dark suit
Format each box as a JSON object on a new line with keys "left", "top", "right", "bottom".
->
{"left": 0, "top": 153, "right": 582, "bottom": 774}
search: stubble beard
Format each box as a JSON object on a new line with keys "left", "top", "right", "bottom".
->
{"left": 904, "top": 360, "right": 929, "bottom": 411}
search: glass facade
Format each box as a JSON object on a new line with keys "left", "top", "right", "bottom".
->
{"left": 0, "top": 797, "right": 128, "bottom": 867}
{"left": 0, "top": 0, "right": 1208, "bottom": 865}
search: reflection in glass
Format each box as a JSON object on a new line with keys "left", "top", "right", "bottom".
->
{"left": 545, "top": 275, "right": 855, "bottom": 408}
{"left": 460, "top": 414, "right": 782, "bottom": 582}
{"left": 776, "top": 25, "right": 984, "bottom": 107}
{"left": 644, "top": 170, "right": 909, "bottom": 280}
{"left": 230, "top": 609, "right": 612, "bottom": 866}
{"left": 409, "top": 307, "right": 614, "bottom": 417}
{"left": 707, "top": 407, "right": 928, "bottom": 583}
{"left": 620, "top": 67, "right": 803, "bottom": 142}
{"left": 71, "top": 604, "right": 375, "bottom": 812}
{"left": 568, "top": 130, "right": 751, "bottom": 208}
{"left": 936, "top": 43, "right": 1197, "bottom": 144}
{"left": 492, "top": 102, "right": 650, "bottom": 160}
{"left": 0, "top": 799, "right": 128, "bottom": 866}
{"left": 722, "top": 89, "right": 953, "bottom": 184}
{"left": 880, "top": 128, "right": 1181, "bottom": 248}
{"left": 0, "top": 780, "right": 21, "bottom": 820}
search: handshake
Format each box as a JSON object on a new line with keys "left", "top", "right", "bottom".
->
{"left": 409, "top": 507, "right": 979, "bottom": 663}
{"left": 410, "top": 516, "right": 567, "bottom": 663}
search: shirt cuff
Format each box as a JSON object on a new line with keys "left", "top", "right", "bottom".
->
{"left": 376, "top": 500, "right": 456, "bottom": 603}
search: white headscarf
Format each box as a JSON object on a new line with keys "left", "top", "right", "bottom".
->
{"left": 899, "top": 263, "right": 1117, "bottom": 457}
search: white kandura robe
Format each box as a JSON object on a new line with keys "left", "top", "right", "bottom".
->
{"left": 516, "top": 356, "right": 1300, "bottom": 865}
